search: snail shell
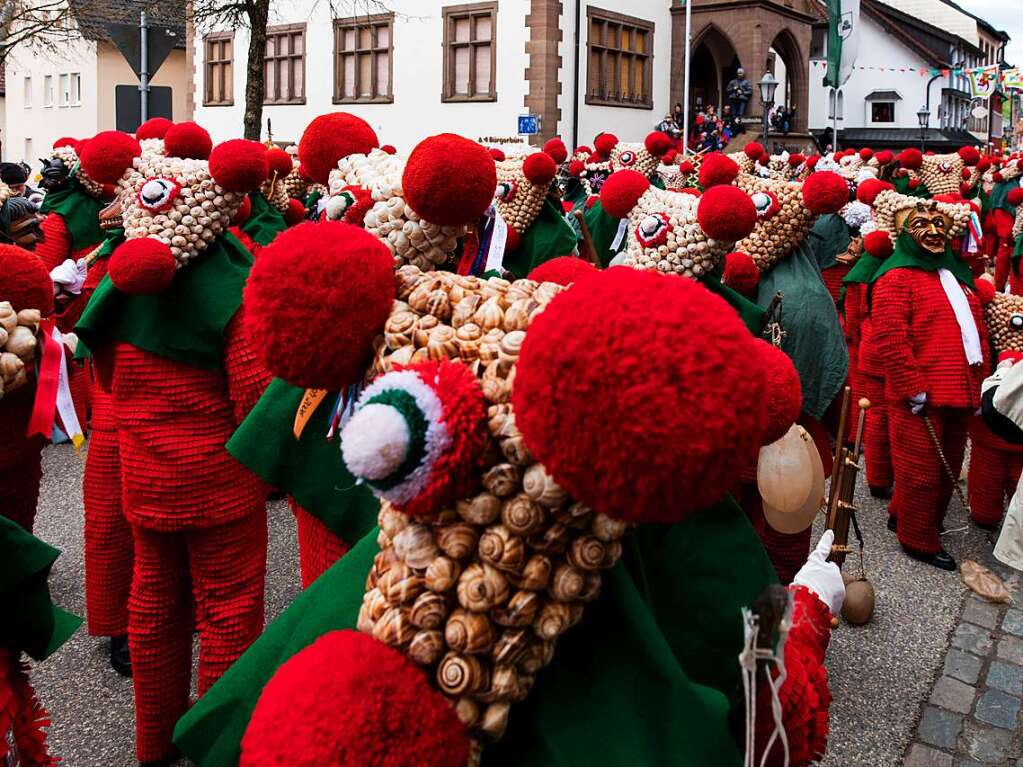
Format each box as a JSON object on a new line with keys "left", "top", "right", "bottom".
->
{"left": 379, "top": 505, "right": 410, "bottom": 540}
{"left": 503, "top": 299, "right": 531, "bottom": 332}
{"left": 500, "top": 433, "right": 531, "bottom": 465}
{"left": 557, "top": 501, "right": 593, "bottom": 531}
{"left": 427, "top": 325, "right": 459, "bottom": 361}
{"left": 509, "top": 554, "right": 552, "bottom": 591}
{"left": 437, "top": 652, "right": 489, "bottom": 696}
{"left": 378, "top": 563, "right": 425, "bottom": 605}
{"left": 492, "top": 628, "right": 530, "bottom": 667}
{"left": 413, "top": 314, "right": 440, "bottom": 347}
{"left": 501, "top": 494, "right": 547, "bottom": 536}
{"left": 0, "top": 302, "right": 17, "bottom": 334}
{"left": 409, "top": 591, "right": 449, "bottom": 629}
{"left": 452, "top": 294, "right": 482, "bottom": 328}
{"left": 6, "top": 326, "right": 36, "bottom": 360}
{"left": 522, "top": 464, "right": 568, "bottom": 508}
{"left": 408, "top": 629, "right": 445, "bottom": 665}
{"left": 483, "top": 464, "right": 521, "bottom": 497}
{"left": 456, "top": 322, "right": 484, "bottom": 360}
{"left": 457, "top": 492, "right": 501, "bottom": 526}
{"left": 491, "top": 589, "right": 541, "bottom": 627}
{"left": 392, "top": 523, "right": 441, "bottom": 570}
{"left": 426, "top": 289, "right": 452, "bottom": 322}
{"left": 481, "top": 665, "right": 521, "bottom": 704}
{"left": 479, "top": 701, "right": 511, "bottom": 741}
{"left": 567, "top": 536, "right": 607, "bottom": 571}
{"left": 444, "top": 608, "right": 495, "bottom": 654}
{"left": 364, "top": 589, "right": 390, "bottom": 622}
{"left": 0, "top": 327, "right": 7, "bottom": 347}
{"left": 529, "top": 521, "right": 572, "bottom": 555}
{"left": 0, "top": 352, "right": 24, "bottom": 382}
{"left": 479, "top": 328, "right": 505, "bottom": 362}
{"left": 16, "top": 309, "right": 40, "bottom": 331}
{"left": 578, "top": 571, "right": 603, "bottom": 603}
{"left": 533, "top": 600, "right": 573, "bottom": 640}
{"left": 474, "top": 297, "right": 505, "bottom": 330}
{"left": 603, "top": 540, "right": 623, "bottom": 569}
{"left": 591, "top": 513, "right": 629, "bottom": 542}
{"left": 425, "top": 556, "right": 461, "bottom": 593}
{"left": 548, "top": 563, "right": 586, "bottom": 601}
{"left": 384, "top": 310, "right": 417, "bottom": 350}
{"left": 457, "top": 563, "right": 510, "bottom": 612}
{"left": 387, "top": 344, "right": 416, "bottom": 369}
{"left": 436, "top": 523, "right": 479, "bottom": 561}
{"left": 454, "top": 697, "right": 480, "bottom": 728}
{"left": 518, "top": 638, "right": 555, "bottom": 674}
{"left": 479, "top": 525, "right": 526, "bottom": 571}
{"left": 372, "top": 605, "right": 416, "bottom": 647}
{"left": 396, "top": 266, "right": 426, "bottom": 299}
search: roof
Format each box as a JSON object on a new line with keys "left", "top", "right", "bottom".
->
{"left": 861, "top": 0, "right": 950, "bottom": 67}
{"left": 939, "top": 0, "right": 1010, "bottom": 43}
{"left": 815, "top": 126, "right": 979, "bottom": 150}
{"left": 68, "top": 0, "right": 185, "bottom": 47}
{"left": 866, "top": 90, "right": 903, "bottom": 101}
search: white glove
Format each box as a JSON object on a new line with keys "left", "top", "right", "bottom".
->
{"left": 909, "top": 391, "right": 928, "bottom": 415}
{"left": 50, "top": 258, "right": 87, "bottom": 296}
{"left": 791, "top": 530, "right": 845, "bottom": 615}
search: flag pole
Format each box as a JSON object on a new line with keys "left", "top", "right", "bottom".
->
{"left": 682, "top": 0, "right": 692, "bottom": 152}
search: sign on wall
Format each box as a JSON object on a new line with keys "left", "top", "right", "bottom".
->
{"left": 517, "top": 115, "right": 540, "bottom": 135}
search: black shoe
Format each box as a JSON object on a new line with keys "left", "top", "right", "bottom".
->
{"left": 887, "top": 515, "right": 897, "bottom": 533}
{"left": 870, "top": 485, "right": 892, "bottom": 500}
{"left": 110, "top": 634, "right": 132, "bottom": 677}
{"left": 901, "top": 546, "right": 957, "bottom": 571}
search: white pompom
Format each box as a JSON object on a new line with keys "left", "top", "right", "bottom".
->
{"left": 340, "top": 403, "right": 410, "bottom": 480}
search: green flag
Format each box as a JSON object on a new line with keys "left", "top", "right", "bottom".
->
{"left": 824, "top": 0, "right": 860, "bottom": 89}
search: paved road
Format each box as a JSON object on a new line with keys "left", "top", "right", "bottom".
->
{"left": 28, "top": 441, "right": 998, "bottom": 766}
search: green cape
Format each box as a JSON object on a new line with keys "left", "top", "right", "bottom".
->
{"left": 75, "top": 233, "right": 253, "bottom": 370}
{"left": 226, "top": 379, "right": 379, "bottom": 542}
{"left": 40, "top": 177, "right": 105, "bottom": 251}
{"left": 174, "top": 496, "right": 777, "bottom": 766}
{"left": 807, "top": 213, "right": 851, "bottom": 271}
{"left": 242, "top": 192, "right": 287, "bottom": 247}
{"left": 503, "top": 198, "right": 579, "bottom": 279}
{"left": 843, "top": 253, "right": 883, "bottom": 286}
{"left": 582, "top": 200, "right": 626, "bottom": 268}
{"left": 984, "top": 179, "right": 1019, "bottom": 217}
{"left": 0, "top": 516, "right": 81, "bottom": 660}
{"left": 869, "top": 231, "right": 975, "bottom": 288}
{"left": 703, "top": 272, "right": 767, "bottom": 335}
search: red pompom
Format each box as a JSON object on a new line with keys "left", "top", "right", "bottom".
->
{"left": 961, "top": 168, "right": 972, "bottom": 181}
{"left": 959, "top": 183, "right": 973, "bottom": 197}
{"left": 644, "top": 131, "right": 673, "bottom": 157}
{"left": 599, "top": 170, "right": 650, "bottom": 218}
{"left": 908, "top": 178, "right": 921, "bottom": 190}
{"left": 856, "top": 178, "right": 893, "bottom": 206}
{"left": 679, "top": 160, "right": 695, "bottom": 174}
{"left": 745, "top": 142, "right": 765, "bottom": 160}
{"left": 513, "top": 268, "right": 768, "bottom": 523}
{"left": 698, "top": 185, "right": 757, "bottom": 242}
{"left": 523, "top": 152, "right": 557, "bottom": 186}
{"left": 568, "top": 158, "right": 584, "bottom": 177}
{"left": 528, "top": 256, "right": 599, "bottom": 286}
{"left": 898, "top": 148, "right": 923, "bottom": 170}
{"left": 380, "top": 144, "right": 397, "bottom": 155}
{"left": 993, "top": 172, "right": 1004, "bottom": 184}
{"left": 756, "top": 340, "right": 802, "bottom": 445}
{"left": 959, "top": 146, "right": 981, "bottom": 166}
{"left": 974, "top": 278, "right": 996, "bottom": 304}
{"left": 663, "top": 149, "right": 677, "bottom": 164}
{"left": 403, "top": 134, "right": 495, "bottom": 226}
{"left": 505, "top": 226, "right": 521, "bottom": 253}
{"left": 240, "top": 631, "right": 470, "bottom": 767}
{"left": 859, "top": 148, "right": 873, "bottom": 161}
{"left": 699, "top": 152, "right": 740, "bottom": 189}
{"left": 52, "top": 136, "right": 78, "bottom": 150}
{"left": 802, "top": 171, "right": 850, "bottom": 215}
{"left": 79, "top": 131, "right": 141, "bottom": 184}
{"left": 265, "top": 147, "right": 293, "bottom": 180}
{"left": 489, "top": 147, "right": 506, "bottom": 161}
{"left": 722, "top": 251, "right": 760, "bottom": 297}
{"left": 0, "top": 245, "right": 54, "bottom": 314}
{"left": 209, "top": 139, "right": 270, "bottom": 193}
{"left": 806, "top": 155, "right": 820, "bottom": 169}
{"left": 863, "top": 230, "right": 894, "bottom": 259}
{"left": 233, "top": 195, "right": 252, "bottom": 226}
{"left": 298, "top": 113, "right": 379, "bottom": 185}
{"left": 163, "top": 121, "right": 213, "bottom": 160}
{"left": 593, "top": 132, "right": 619, "bottom": 156}
{"left": 977, "top": 158, "right": 992, "bottom": 173}
{"left": 108, "top": 238, "right": 177, "bottom": 295}
{"left": 543, "top": 137, "right": 568, "bottom": 164}
{"left": 284, "top": 197, "right": 307, "bottom": 226}
{"left": 1007, "top": 187, "right": 1023, "bottom": 207}
{"left": 244, "top": 221, "right": 395, "bottom": 389}
{"left": 874, "top": 150, "right": 894, "bottom": 166}
{"left": 576, "top": 145, "right": 592, "bottom": 156}
{"left": 135, "top": 117, "right": 173, "bottom": 141}
{"left": 788, "top": 153, "right": 805, "bottom": 167}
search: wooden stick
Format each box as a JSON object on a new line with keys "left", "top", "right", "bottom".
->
{"left": 573, "top": 209, "right": 599, "bottom": 266}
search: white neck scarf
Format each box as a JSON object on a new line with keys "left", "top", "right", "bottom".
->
{"left": 937, "top": 267, "right": 983, "bottom": 366}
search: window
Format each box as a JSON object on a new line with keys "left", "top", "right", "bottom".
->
{"left": 24, "top": 138, "right": 32, "bottom": 163}
{"left": 69, "top": 73, "right": 80, "bottom": 106}
{"left": 59, "top": 73, "right": 69, "bottom": 106}
{"left": 264, "top": 24, "right": 306, "bottom": 105}
{"left": 204, "top": 32, "right": 233, "bottom": 106}
{"left": 23, "top": 76, "right": 31, "bottom": 108}
{"left": 871, "top": 102, "right": 894, "bottom": 123}
{"left": 43, "top": 75, "right": 53, "bottom": 107}
{"left": 586, "top": 6, "right": 654, "bottom": 109}
{"left": 334, "top": 13, "right": 394, "bottom": 103}
{"left": 442, "top": 3, "right": 497, "bottom": 102}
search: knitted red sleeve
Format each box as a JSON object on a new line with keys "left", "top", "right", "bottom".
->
{"left": 871, "top": 270, "right": 928, "bottom": 401}
{"left": 35, "top": 214, "right": 72, "bottom": 273}
{"left": 995, "top": 241, "right": 1012, "bottom": 292}
{"left": 844, "top": 283, "right": 862, "bottom": 346}
{"left": 223, "top": 309, "right": 272, "bottom": 425}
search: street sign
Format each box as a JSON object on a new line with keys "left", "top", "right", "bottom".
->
{"left": 115, "top": 85, "right": 172, "bottom": 133}
{"left": 517, "top": 115, "right": 540, "bottom": 135}
{"left": 106, "top": 21, "right": 180, "bottom": 80}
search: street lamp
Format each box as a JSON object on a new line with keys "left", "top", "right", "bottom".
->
{"left": 760, "top": 72, "right": 779, "bottom": 152}
{"left": 917, "top": 106, "right": 930, "bottom": 152}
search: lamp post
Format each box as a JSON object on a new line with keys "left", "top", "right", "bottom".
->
{"left": 759, "top": 72, "right": 778, "bottom": 152}
{"left": 917, "top": 106, "right": 930, "bottom": 152}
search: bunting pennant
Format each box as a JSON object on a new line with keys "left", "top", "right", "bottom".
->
{"left": 968, "top": 65, "right": 1000, "bottom": 99}
{"left": 809, "top": 59, "right": 1023, "bottom": 92}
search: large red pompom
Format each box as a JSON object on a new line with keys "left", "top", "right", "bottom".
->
{"left": 298, "top": 113, "right": 379, "bottom": 185}
{"left": 1007, "top": 187, "right": 1023, "bottom": 207}
{"left": 523, "top": 152, "right": 557, "bottom": 187}
{"left": 599, "top": 170, "right": 650, "bottom": 218}
{"left": 543, "top": 137, "right": 568, "bottom": 164}
{"left": 527, "top": 256, "right": 599, "bottom": 286}
{"left": 380, "top": 144, "right": 397, "bottom": 155}
{"left": 244, "top": 221, "right": 395, "bottom": 389}
{"left": 974, "top": 278, "right": 996, "bottom": 305}
{"left": 788, "top": 153, "right": 806, "bottom": 168}
{"left": 284, "top": 197, "right": 307, "bottom": 226}
{"left": 699, "top": 152, "right": 740, "bottom": 189}
{"left": 52, "top": 136, "right": 78, "bottom": 150}
{"left": 0, "top": 245, "right": 54, "bottom": 314}
{"left": 802, "top": 171, "right": 850, "bottom": 215}
{"left": 977, "top": 158, "right": 992, "bottom": 174}
{"left": 898, "top": 148, "right": 923, "bottom": 170}
{"left": 240, "top": 631, "right": 470, "bottom": 767}
{"left": 806, "top": 155, "right": 820, "bottom": 170}
{"left": 108, "top": 238, "right": 177, "bottom": 295}
{"left": 233, "top": 195, "right": 252, "bottom": 226}
{"left": 402, "top": 134, "right": 495, "bottom": 226}
{"left": 265, "top": 147, "right": 294, "bottom": 180}
{"left": 698, "top": 185, "right": 757, "bottom": 242}
{"left": 488, "top": 147, "right": 506, "bottom": 162}
{"left": 79, "top": 131, "right": 141, "bottom": 184}
{"left": 644, "top": 131, "right": 673, "bottom": 157}
{"left": 163, "top": 121, "right": 213, "bottom": 160}
{"left": 567, "top": 158, "right": 584, "bottom": 177}
{"left": 863, "top": 230, "right": 894, "bottom": 259}
{"left": 959, "top": 146, "right": 981, "bottom": 166}
{"left": 513, "top": 268, "right": 768, "bottom": 523}
{"left": 856, "top": 178, "right": 893, "bottom": 206}
{"left": 593, "top": 132, "right": 618, "bottom": 156}
{"left": 210, "top": 139, "right": 270, "bottom": 193}
{"left": 135, "top": 117, "right": 173, "bottom": 141}
{"left": 722, "top": 251, "right": 760, "bottom": 298}
{"left": 745, "top": 142, "right": 765, "bottom": 160}
{"left": 874, "top": 150, "right": 894, "bottom": 166}
{"left": 859, "top": 148, "right": 874, "bottom": 161}
{"left": 756, "top": 340, "right": 802, "bottom": 445}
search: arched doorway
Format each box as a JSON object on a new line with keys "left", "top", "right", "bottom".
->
{"left": 765, "top": 28, "right": 807, "bottom": 136}
{"left": 688, "top": 24, "right": 741, "bottom": 116}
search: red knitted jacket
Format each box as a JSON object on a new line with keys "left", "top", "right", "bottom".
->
{"left": 871, "top": 268, "right": 988, "bottom": 408}
{"left": 36, "top": 214, "right": 106, "bottom": 333}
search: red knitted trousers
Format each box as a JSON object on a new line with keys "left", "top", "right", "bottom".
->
{"left": 292, "top": 501, "right": 350, "bottom": 589}
{"left": 83, "top": 388, "right": 132, "bottom": 637}
{"left": 860, "top": 373, "right": 893, "bottom": 492}
{"left": 967, "top": 420, "right": 1023, "bottom": 528}
{"left": 739, "top": 483, "right": 811, "bottom": 585}
{"left": 0, "top": 456, "right": 43, "bottom": 533}
{"left": 890, "top": 406, "right": 969, "bottom": 553}
{"left": 128, "top": 511, "right": 267, "bottom": 762}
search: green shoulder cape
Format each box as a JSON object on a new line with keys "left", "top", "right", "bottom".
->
{"left": 242, "top": 192, "right": 288, "bottom": 247}
{"left": 226, "top": 379, "right": 379, "bottom": 542}
{"left": 893, "top": 174, "right": 931, "bottom": 199}
{"left": 0, "top": 516, "right": 81, "bottom": 661}
{"left": 40, "top": 177, "right": 105, "bottom": 251}
{"left": 75, "top": 233, "right": 253, "bottom": 370}
{"left": 503, "top": 198, "right": 579, "bottom": 279}
{"left": 807, "top": 213, "right": 851, "bottom": 271}
{"left": 174, "top": 497, "right": 777, "bottom": 766}
{"left": 582, "top": 200, "right": 626, "bottom": 268}
{"left": 870, "top": 231, "right": 974, "bottom": 288}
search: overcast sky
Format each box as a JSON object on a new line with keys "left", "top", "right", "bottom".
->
{"left": 952, "top": 0, "right": 1023, "bottom": 66}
